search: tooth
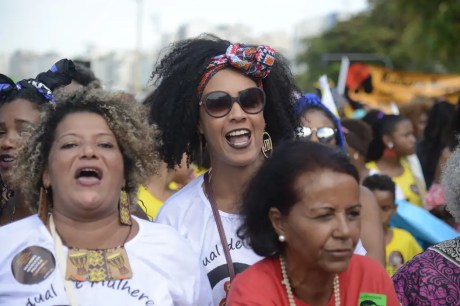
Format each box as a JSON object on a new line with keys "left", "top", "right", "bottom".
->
{"left": 229, "top": 130, "right": 249, "bottom": 136}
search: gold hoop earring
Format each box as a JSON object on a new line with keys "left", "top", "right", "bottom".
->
{"left": 262, "top": 131, "right": 273, "bottom": 159}
{"left": 119, "top": 189, "right": 132, "bottom": 226}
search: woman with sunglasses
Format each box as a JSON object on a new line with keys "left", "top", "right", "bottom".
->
{"left": 148, "top": 34, "right": 298, "bottom": 305}
{"left": 294, "top": 93, "right": 386, "bottom": 267}
{"left": 294, "top": 94, "right": 344, "bottom": 146}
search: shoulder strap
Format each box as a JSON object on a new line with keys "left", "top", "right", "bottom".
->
{"left": 203, "top": 172, "right": 236, "bottom": 281}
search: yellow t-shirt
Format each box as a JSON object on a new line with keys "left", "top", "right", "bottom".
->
{"left": 194, "top": 167, "right": 208, "bottom": 178}
{"left": 137, "top": 185, "right": 164, "bottom": 221}
{"left": 385, "top": 227, "right": 423, "bottom": 276}
{"left": 367, "top": 159, "right": 423, "bottom": 207}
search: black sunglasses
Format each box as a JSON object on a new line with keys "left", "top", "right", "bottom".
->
{"left": 199, "top": 87, "right": 266, "bottom": 118}
{"left": 296, "top": 126, "right": 337, "bottom": 143}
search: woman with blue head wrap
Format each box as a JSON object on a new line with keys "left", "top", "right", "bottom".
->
{"left": 0, "top": 59, "right": 75, "bottom": 226}
{"left": 294, "top": 93, "right": 346, "bottom": 149}
{"left": 294, "top": 93, "right": 386, "bottom": 267}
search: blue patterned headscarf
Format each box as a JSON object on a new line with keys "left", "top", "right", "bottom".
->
{"left": 0, "top": 59, "right": 76, "bottom": 104}
{"left": 0, "top": 74, "right": 55, "bottom": 103}
{"left": 294, "top": 93, "right": 346, "bottom": 149}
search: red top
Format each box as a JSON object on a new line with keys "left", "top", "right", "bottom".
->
{"left": 227, "top": 255, "right": 400, "bottom": 306}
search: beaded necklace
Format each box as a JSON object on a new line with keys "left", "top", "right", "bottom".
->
{"left": 279, "top": 255, "right": 340, "bottom": 306}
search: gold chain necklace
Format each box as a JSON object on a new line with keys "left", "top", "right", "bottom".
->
{"left": 279, "top": 255, "right": 340, "bottom": 306}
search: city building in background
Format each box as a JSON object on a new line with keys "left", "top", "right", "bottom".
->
{"left": 0, "top": 13, "right": 347, "bottom": 99}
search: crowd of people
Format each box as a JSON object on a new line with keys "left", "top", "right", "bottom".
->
{"left": 0, "top": 33, "right": 458, "bottom": 306}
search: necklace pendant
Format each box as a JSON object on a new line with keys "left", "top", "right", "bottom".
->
{"left": 66, "top": 246, "right": 133, "bottom": 282}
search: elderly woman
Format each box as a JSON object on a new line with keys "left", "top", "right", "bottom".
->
{"left": 227, "top": 141, "right": 400, "bottom": 305}
{"left": 149, "top": 34, "right": 298, "bottom": 305}
{"left": 0, "top": 59, "right": 75, "bottom": 225}
{"left": 294, "top": 93, "right": 386, "bottom": 267}
{"left": 0, "top": 88, "right": 212, "bottom": 305}
{"left": 392, "top": 144, "right": 460, "bottom": 305}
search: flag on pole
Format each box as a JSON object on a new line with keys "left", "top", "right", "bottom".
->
{"left": 319, "top": 75, "right": 339, "bottom": 116}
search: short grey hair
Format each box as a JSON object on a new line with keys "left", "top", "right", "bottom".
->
{"left": 441, "top": 145, "right": 460, "bottom": 223}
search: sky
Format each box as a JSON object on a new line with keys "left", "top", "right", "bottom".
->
{"left": 0, "top": 0, "right": 368, "bottom": 57}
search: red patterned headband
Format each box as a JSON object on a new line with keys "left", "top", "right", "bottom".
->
{"left": 197, "top": 43, "right": 276, "bottom": 97}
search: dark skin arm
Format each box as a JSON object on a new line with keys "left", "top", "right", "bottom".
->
{"left": 359, "top": 185, "right": 386, "bottom": 266}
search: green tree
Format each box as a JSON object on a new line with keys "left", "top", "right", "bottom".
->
{"left": 296, "top": 0, "right": 460, "bottom": 91}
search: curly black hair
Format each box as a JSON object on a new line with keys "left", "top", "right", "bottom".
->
{"left": 362, "top": 174, "right": 396, "bottom": 200}
{"left": 237, "top": 140, "right": 359, "bottom": 257}
{"left": 147, "top": 33, "right": 299, "bottom": 168}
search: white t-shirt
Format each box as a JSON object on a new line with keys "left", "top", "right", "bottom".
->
{"left": 156, "top": 174, "right": 367, "bottom": 305}
{"left": 156, "top": 175, "right": 263, "bottom": 306}
{"left": 0, "top": 215, "right": 212, "bottom": 306}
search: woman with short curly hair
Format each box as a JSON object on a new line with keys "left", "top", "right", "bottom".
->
{"left": 16, "top": 88, "right": 157, "bottom": 209}
{"left": 0, "top": 87, "right": 213, "bottom": 305}
{"left": 149, "top": 34, "right": 299, "bottom": 305}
